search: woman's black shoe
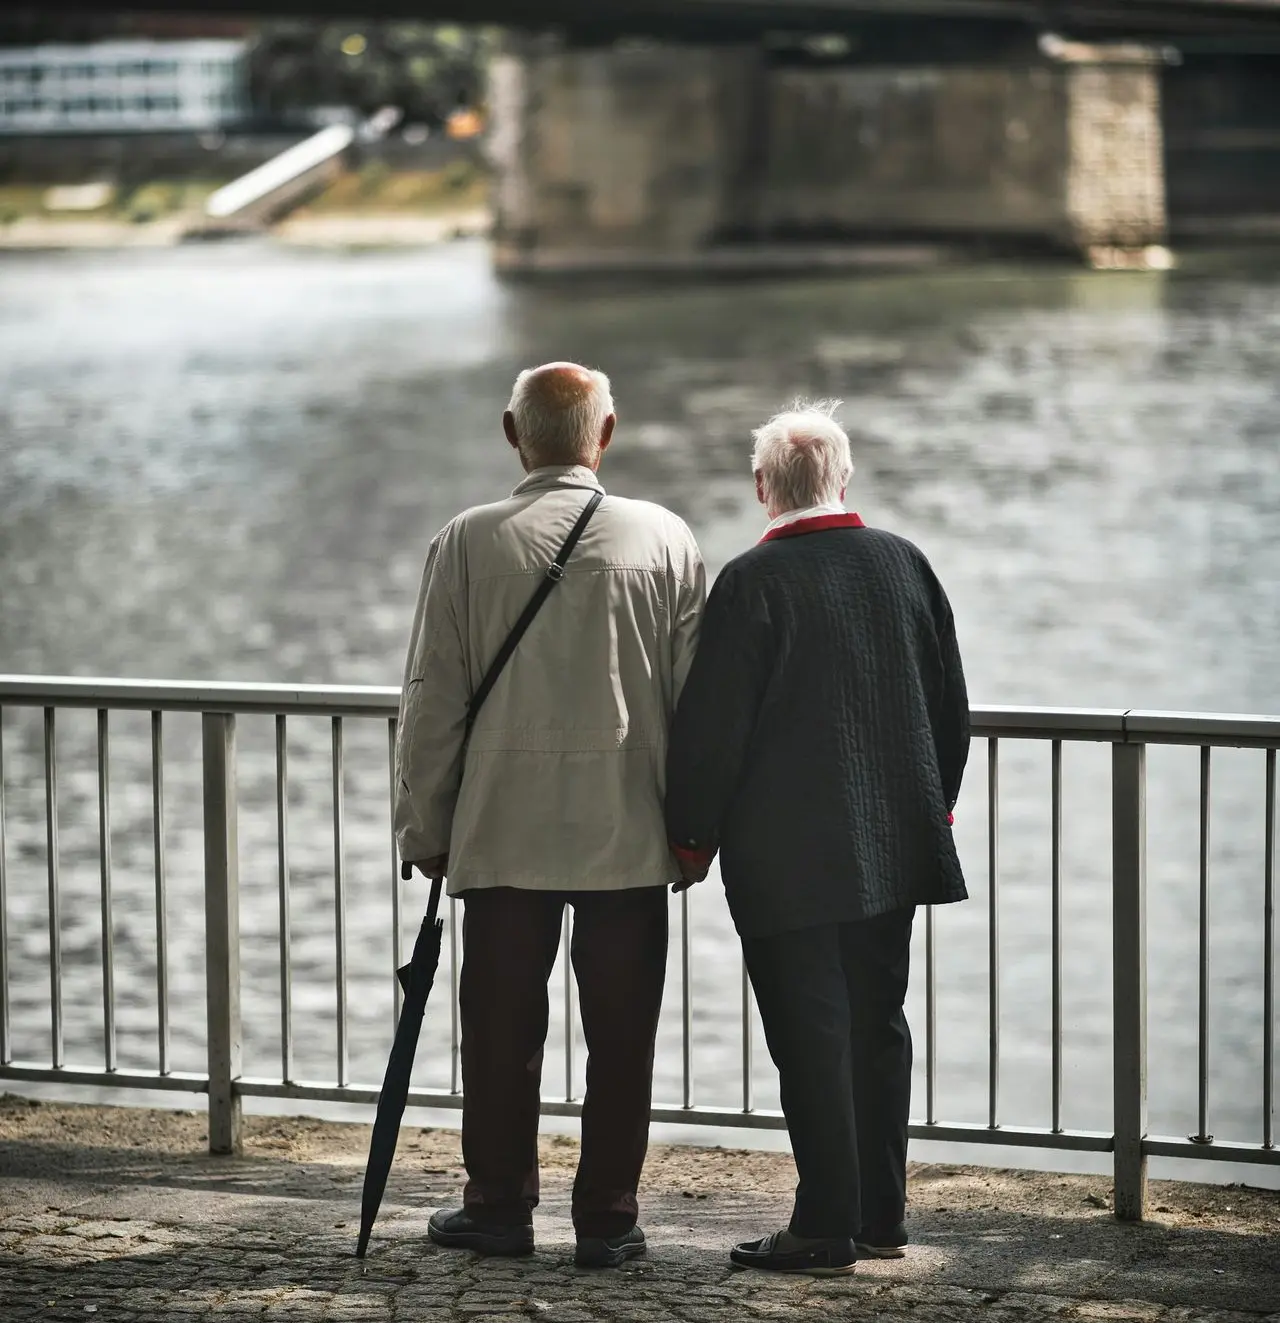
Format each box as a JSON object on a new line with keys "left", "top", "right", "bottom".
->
{"left": 729, "top": 1230, "right": 856, "bottom": 1276}
{"left": 427, "top": 1207, "right": 534, "bottom": 1257}
{"left": 575, "top": 1225, "right": 647, "bottom": 1268}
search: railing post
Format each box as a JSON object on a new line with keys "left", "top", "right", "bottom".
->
{"left": 1112, "top": 740, "right": 1148, "bottom": 1221}
{"left": 202, "top": 712, "right": 242, "bottom": 1155}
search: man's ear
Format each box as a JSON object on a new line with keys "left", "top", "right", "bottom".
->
{"left": 502, "top": 410, "right": 520, "bottom": 450}
{"left": 598, "top": 413, "right": 616, "bottom": 453}
{"left": 755, "top": 471, "right": 767, "bottom": 507}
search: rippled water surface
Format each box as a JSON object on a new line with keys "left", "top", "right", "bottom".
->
{"left": 1, "top": 241, "right": 1278, "bottom": 1158}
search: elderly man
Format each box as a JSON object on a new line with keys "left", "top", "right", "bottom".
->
{"left": 395, "top": 362, "right": 704, "bottom": 1268}
{"left": 665, "top": 401, "right": 969, "bottom": 1276}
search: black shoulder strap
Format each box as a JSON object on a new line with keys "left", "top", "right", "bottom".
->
{"left": 466, "top": 489, "right": 603, "bottom": 731}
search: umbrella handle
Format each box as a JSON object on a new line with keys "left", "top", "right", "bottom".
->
{"left": 399, "top": 860, "right": 446, "bottom": 927}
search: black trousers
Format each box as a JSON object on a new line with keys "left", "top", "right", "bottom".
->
{"left": 458, "top": 886, "right": 668, "bottom": 1239}
{"left": 742, "top": 906, "right": 915, "bottom": 1241}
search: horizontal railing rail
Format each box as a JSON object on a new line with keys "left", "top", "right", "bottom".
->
{"left": 2, "top": 678, "right": 1278, "bottom": 744}
{"left": 0, "top": 675, "right": 1275, "bottom": 1222}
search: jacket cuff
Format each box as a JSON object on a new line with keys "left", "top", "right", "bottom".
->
{"left": 396, "top": 831, "right": 450, "bottom": 866}
{"left": 672, "top": 842, "right": 714, "bottom": 867}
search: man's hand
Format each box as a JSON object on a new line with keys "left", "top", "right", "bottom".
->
{"left": 404, "top": 854, "right": 448, "bottom": 880}
{"left": 672, "top": 849, "right": 711, "bottom": 893}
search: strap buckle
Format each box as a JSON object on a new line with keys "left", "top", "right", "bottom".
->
{"left": 545, "top": 563, "right": 565, "bottom": 582}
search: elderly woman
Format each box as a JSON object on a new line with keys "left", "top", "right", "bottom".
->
{"left": 665, "top": 401, "right": 969, "bottom": 1276}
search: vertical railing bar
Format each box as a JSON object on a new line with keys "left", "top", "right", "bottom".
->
{"left": 682, "top": 888, "right": 693, "bottom": 1110}
{"left": 388, "top": 718, "right": 403, "bottom": 1024}
{"left": 925, "top": 903, "right": 937, "bottom": 1126}
{"left": 449, "top": 896, "right": 460, "bottom": 1094}
{"left": 332, "top": 716, "right": 348, "bottom": 1089}
{"left": 44, "top": 707, "right": 62, "bottom": 1069}
{"left": 0, "top": 708, "right": 9, "bottom": 1066}
{"left": 741, "top": 957, "right": 753, "bottom": 1114}
{"left": 151, "top": 711, "right": 170, "bottom": 1075}
{"left": 203, "top": 712, "right": 242, "bottom": 1154}
{"left": 276, "top": 715, "right": 293, "bottom": 1084}
{"left": 564, "top": 907, "right": 574, "bottom": 1103}
{"left": 988, "top": 736, "right": 999, "bottom": 1130}
{"left": 1112, "top": 741, "right": 1149, "bottom": 1220}
{"left": 1197, "top": 744, "right": 1211, "bottom": 1143}
{"left": 1263, "top": 747, "right": 1275, "bottom": 1150}
{"left": 97, "top": 709, "right": 116, "bottom": 1072}
{"left": 1051, "top": 738, "right": 1063, "bottom": 1133}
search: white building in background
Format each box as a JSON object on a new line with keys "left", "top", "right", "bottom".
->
{"left": 0, "top": 40, "right": 249, "bottom": 135}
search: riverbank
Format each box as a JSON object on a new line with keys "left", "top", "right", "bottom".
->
{"left": 1, "top": 1098, "right": 1276, "bottom": 1321}
{"left": 0, "top": 164, "right": 491, "bottom": 250}
{"left": 0, "top": 209, "right": 491, "bottom": 250}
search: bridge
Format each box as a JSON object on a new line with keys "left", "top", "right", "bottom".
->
{"left": 38, "top": 0, "right": 1280, "bottom": 268}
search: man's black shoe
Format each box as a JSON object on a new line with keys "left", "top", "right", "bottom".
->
{"left": 855, "top": 1222, "right": 908, "bottom": 1259}
{"left": 574, "top": 1225, "right": 646, "bottom": 1268}
{"left": 427, "top": 1207, "right": 534, "bottom": 1257}
{"left": 730, "top": 1230, "right": 856, "bottom": 1276}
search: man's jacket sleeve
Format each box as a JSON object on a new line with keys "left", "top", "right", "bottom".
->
{"left": 664, "top": 565, "right": 766, "bottom": 860}
{"left": 670, "top": 525, "right": 707, "bottom": 709}
{"left": 394, "top": 525, "right": 470, "bottom": 863}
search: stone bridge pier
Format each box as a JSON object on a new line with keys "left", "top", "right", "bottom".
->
{"left": 488, "top": 37, "right": 1167, "bottom": 273}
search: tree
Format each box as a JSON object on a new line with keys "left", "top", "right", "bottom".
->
{"left": 247, "top": 22, "right": 493, "bottom": 129}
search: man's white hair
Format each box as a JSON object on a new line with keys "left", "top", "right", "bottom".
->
{"left": 751, "top": 400, "right": 854, "bottom": 514}
{"left": 508, "top": 363, "right": 615, "bottom": 466}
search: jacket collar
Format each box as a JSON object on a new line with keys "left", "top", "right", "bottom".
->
{"left": 512, "top": 464, "right": 605, "bottom": 498}
{"left": 759, "top": 512, "right": 865, "bottom": 544}
{"left": 763, "top": 501, "right": 846, "bottom": 536}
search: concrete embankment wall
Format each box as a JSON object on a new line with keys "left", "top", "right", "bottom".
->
{"left": 757, "top": 66, "right": 1070, "bottom": 243}
{"left": 490, "top": 43, "right": 1166, "bottom": 273}
{"left": 488, "top": 45, "right": 762, "bottom": 259}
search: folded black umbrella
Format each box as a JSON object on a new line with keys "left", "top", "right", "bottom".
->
{"left": 355, "top": 863, "right": 445, "bottom": 1259}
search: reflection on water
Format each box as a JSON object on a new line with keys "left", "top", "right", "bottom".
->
{"left": 1, "top": 241, "right": 1278, "bottom": 1152}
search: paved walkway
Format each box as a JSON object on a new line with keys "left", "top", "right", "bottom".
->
{"left": 1, "top": 1097, "right": 1277, "bottom": 1322}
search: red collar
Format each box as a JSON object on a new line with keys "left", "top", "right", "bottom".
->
{"left": 759, "top": 512, "right": 865, "bottom": 544}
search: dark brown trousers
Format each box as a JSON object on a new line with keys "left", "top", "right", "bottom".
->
{"left": 742, "top": 906, "right": 916, "bottom": 1240}
{"left": 458, "top": 885, "right": 668, "bottom": 1239}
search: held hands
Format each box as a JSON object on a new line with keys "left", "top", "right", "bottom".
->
{"left": 672, "top": 850, "right": 712, "bottom": 894}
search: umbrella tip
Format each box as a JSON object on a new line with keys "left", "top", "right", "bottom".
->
{"left": 355, "top": 1231, "right": 369, "bottom": 1259}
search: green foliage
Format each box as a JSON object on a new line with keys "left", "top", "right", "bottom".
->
{"left": 247, "top": 22, "right": 495, "bottom": 128}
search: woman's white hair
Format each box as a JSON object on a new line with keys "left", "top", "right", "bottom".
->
{"left": 508, "top": 364, "right": 615, "bottom": 466}
{"left": 751, "top": 399, "right": 854, "bottom": 513}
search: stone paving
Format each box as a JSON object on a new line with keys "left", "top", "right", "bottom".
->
{"left": 1, "top": 1098, "right": 1278, "bottom": 1322}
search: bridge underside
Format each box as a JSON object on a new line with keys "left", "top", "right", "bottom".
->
{"left": 28, "top": 0, "right": 1280, "bottom": 39}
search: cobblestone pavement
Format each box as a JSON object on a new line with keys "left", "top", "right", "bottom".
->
{"left": 2, "top": 1099, "right": 1277, "bottom": 1322}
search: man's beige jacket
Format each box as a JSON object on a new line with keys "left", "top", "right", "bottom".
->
{"left": 395, "top": 465, "right": 705, "bottom": 895}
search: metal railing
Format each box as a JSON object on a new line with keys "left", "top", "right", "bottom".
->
{"left": 0, "top": 676, "right": 1275, "bottom": 1222}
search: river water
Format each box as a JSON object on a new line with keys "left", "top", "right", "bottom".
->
{"left": 0, "top": 241, "right": 1278, "bottom": 1160}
